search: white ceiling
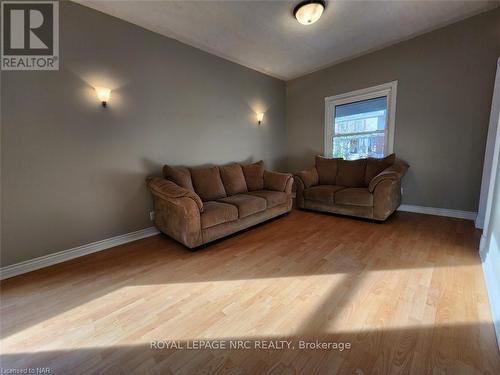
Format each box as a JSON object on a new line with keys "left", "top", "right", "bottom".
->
{"left": 75, "top": 0, "right": 499, "bottom": 80}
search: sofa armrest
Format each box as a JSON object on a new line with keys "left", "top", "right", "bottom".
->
{"left": 373, "top": 179, "right": 402, "bottom": 221}
{"left": 294, "top": 167, "right": 319, "bottom": 188}
{"left": 368, "top": 161, "right": 409, "bottom": 193}
{"left": 147, "top": 176, "right": 203, "bottom": 248}
{"left": 147, "top": 176, "right": 203, "bottom": 212}
{"left": 264, "top": 170, "right": 293, "bottom": 192}
{"left": 284, "top": 176, "right": 294, "bottom": 194}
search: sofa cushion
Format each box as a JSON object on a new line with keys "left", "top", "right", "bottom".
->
{"left": 162, "top": 165, "right": 194, "bottom": 191}
{"left": 189, "top": 166, "right": 227, "bottom": 201}
{"left": 217, "top": 194, "right": 267, "bottom": 218}
{"left": 315, "top": 156, "right": 341, "bottom": 185}
{"left": 336, "top": 159, "right": 367, "bottom": 187}
{"left": 200, "top": 201, "right": 238, "bottom": 229}
{"left": 364, "top": 153, "right": 396, "bottom": 186}
{"left": 241, "top": 160, "right": 264, "bottom": 191}
{"left": 264, "top": 170, "right": 291, "bottom": 192}
{"left": 246, "top": 190, "right": 287, "bottom": 208}
{"left": 220, "top": 164, "right": 248, "bottom": 196}
{"left": 335, "top": 187, "right": 373, "bottom": 207}
{"left": 303, "top": 185, "right": 346, "bottom": 205}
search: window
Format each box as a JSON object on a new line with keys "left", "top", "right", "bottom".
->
{"left": 324, "top": 81, "right": 397, "bottom": 160}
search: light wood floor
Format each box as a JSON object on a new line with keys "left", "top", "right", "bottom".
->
{"left": 1, "top": 210, "right": 499, "bottom": 374}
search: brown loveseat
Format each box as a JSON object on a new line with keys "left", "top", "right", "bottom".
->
{"left": 294, "top": 154, "right": 408, "bottom": 221}
{"left": 147, "top": 161, "right": 293, "bottom": 248}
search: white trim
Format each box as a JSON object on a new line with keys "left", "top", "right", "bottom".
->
{"left": 324, "top": 81, "right": 398, "bottom": 158}
{"left": 398, "top": 204, "right": 477, "bottom": 220}
{"left": 481, "top": 66, "right": 500, "bottom": 236}
{"left": 476, "top": 58, "right": 500, "bottom": 229}
{"left": 480, "top": 234, "right": 500, "bottom": 350}
{"left": 478, "top": 57, "right": 500, "bottom": 350}
{"left": 476, "top": 211, "right": 486, "bottom": 229}
{"left": 480, "top": 234, "right": 488, "bottom": 256}
{"left": 0, "top": 227, "right": 160, "bottom": 280}
{"left": 387, "top": 82, "right": 397, "bottom": 154}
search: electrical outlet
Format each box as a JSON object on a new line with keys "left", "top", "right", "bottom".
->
{"left": 149, "top": 211, "right": 155, "bottom": 221}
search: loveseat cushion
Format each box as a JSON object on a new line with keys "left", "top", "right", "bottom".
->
{"left": 162, "top": 165, "right": 194, "bottom": 191}
{"left": 241, "top": 160, "right": 264, "bottom": 191}
{"left": 189, "top": 166, "right": 227, "bottom": 201}
{"left": 315, "top": 156, "right": 341, "bottom": 185}
{"left": 220, "top": 164, "right": 248, "bottom": 196}
{"left": 217, "top": 194, "right": 266, "bottom": 218}
{"left": 200, "top": 201, "right": 238, "bottom": 229}
{"left": 303, "top": 185, "right": 346, "bottom": 205}
{"left": 336, "top": 159, "right": 367, "bottom": 187}
{"left": 335, "top": 187, "right": 373, "bottom": 207}
{"left": 364, "top": 154, "right": 396, "bottom": 186}
{"left": 246, "top": 190, "right": 288, "bottom": 208}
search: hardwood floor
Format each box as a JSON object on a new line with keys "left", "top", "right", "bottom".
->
{"left": 1, "top": 209, "right": 499, "bottom": 374}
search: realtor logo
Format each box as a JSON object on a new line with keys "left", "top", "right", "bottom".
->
{"left": 1, "top": 1, "right": 59, "bottom": 70}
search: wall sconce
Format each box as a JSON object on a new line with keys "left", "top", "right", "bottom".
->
{"left": 257, "top": 112, "right": 264, "bottom": 125}
{"left": 95, "top": 87, "right": 111, "bottom": 107}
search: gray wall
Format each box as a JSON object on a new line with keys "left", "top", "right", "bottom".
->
{"left": 286, "top": 8, "right": 500, "bottom": 212}
{"left": 0, "top": 1, "right": 286, "bottom": 267}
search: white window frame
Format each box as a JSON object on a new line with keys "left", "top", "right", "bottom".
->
{"left": 324, "top": 80, "right": 398, "bottom": 158}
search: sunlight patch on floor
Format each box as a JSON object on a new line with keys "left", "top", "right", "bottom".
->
{"left": 1, "top": 264, "right": 491, "bottom": 354}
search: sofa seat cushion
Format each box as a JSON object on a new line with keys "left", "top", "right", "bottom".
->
{"left": 217, "top": 194, "right": 267, "bottom": 218}
{"left": 246, "top": 190, "right": 287, "bottom": 208}
{"left": 200, "top": 201, "right": 238, "bottom": 229}
{"left": 335, "top": 187, "right": 373, "bottom": 207}
{"left": 303, "top": 185, "right": 345, "bottom": 205}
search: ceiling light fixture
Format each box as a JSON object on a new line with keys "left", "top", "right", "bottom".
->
{"left": 294, "top": 0, "right": 326, "bottom": 25}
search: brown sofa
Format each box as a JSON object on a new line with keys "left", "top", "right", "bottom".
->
{"left": 147, "top": 161, "right": 293, "bottom": 248}
{"left": 294, "top": 154, "right": 408, "bottom": 221}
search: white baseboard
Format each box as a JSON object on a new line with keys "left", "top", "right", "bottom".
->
{"left": 398, "top": 204, "right": 477, "bottom": 221}
{"left": 475, "top": 214, "right": 485, "bottom": 229}
{"left": 0, "top": 227, "right": 160, "bottom": 280}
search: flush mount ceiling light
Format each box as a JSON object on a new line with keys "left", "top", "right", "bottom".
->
{"left": 294, "top": 0, "right": 326, "bottom": 25}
